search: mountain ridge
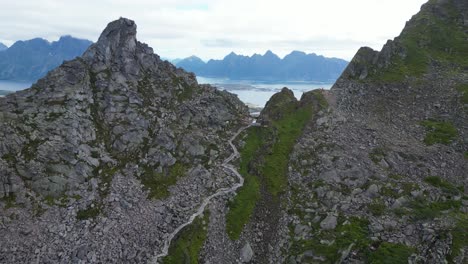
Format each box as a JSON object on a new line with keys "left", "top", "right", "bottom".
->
{"left": 0, "top": 17, "right": 249, "bottom": 263}
{"left": 0, "top": 35, "right": 92, "bottom": 81}
{"left": 176, "top": 50, "right": 348, "bottom": 82}
{"left": 0, "top": 0, "right": 467, "bottom": 263}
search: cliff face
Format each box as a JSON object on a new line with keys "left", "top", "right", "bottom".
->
{"left": 1, "top": 0, "right": 467, "bottom": 263}
{"left": 198, "top": 1, "right": 467, "bottom": 263}
{"left": 279, "top": 0, "right": 467, "bottom": 263}
{"left": 0, "top": 18, "right": 248, "bottom": 263}
{"left": 334, "top": 0, "right": 468, "bottom": 115}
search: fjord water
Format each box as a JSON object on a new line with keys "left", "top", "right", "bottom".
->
{"left": 0, "top": 78, "right": 333, "bottom": 106}
{"left": 197, "top": 76, "right": 333, "bottom": 107}
{"left": 0, "top": 80, "right": 32, "bottom": 94}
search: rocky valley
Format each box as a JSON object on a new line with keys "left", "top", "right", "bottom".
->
{"left": 0, "top": 0, "right": 467, "bottom": 263}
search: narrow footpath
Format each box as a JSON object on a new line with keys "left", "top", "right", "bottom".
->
{"left": 153, "top": 123, "right": 256, "bottom": 263}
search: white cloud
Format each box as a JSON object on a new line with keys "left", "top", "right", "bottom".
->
{"left": 0, "top": 0, "right": 428, "bottom": 60}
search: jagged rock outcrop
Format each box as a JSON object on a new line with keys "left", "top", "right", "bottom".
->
{"left": 1, "top": 0, "right": 467, "bottom": 263}
{"left": 0, "top": 18, "right": 248, "bottom": 263}
{"left": 280, "top": 0, "right": 468, "bottom": 263}
{"left": 258, "top": 87, "right": 297, "bottom": 123}
{"left": 196, "top": 1, "right": 467, "bottom": 263}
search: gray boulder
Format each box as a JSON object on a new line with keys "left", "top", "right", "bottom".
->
{"left": 240, "top": 242, "right": 254, "bottom": 263}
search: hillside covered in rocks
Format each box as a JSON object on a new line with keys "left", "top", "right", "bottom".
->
{"left": 187, "top": 0, "right": 467, "bottom": 263}
{"left": 0, "top": 0, "right": 467, "bottom": 263}
{"left": 0, "top": 18, "right": 249, "bottom": 263}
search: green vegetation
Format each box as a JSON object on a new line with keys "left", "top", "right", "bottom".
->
{"left": 140, "top": 162, "right": 188, "bottom": 200}
{"left": 409, "top": 197, "right": 462, "bottom": 220}
{"left": 424, "top": 176, "right": 461, "bottom": 195}
{"left": 137, "top": 73, "right": 156, "bottom": 107}
{"left": 44, "top": 195, "right": 66, "bottom": 207}
{"left": 225, "top": 127, "right": 263, "bottom": 240}
{"left": 1, "top": 153, "right": 17, "bottom": 163}
{"left": 449, "top": 215, "right": 468, "bottom": 262}
{"left": 369, "top": 201, "right": 386, "bottom": 216}
{"left": 289, "top": 217, "right": 370, "bottom": 263}
{"left": 369, "top": 0, "right": 468, "bottom": 82}
{"left": 368, "top": 242, "right": 415, "bottom": 264}
{"left": 172, "top": 75, "right": 195, "bottom": 101}
{"left": 389, "top": 174, "right": 404, "bottom": 181}
{"left": 1, "top": 193, "right": 17, "bottom": 209}
{"left": 400, "top": 182, "right": 419, "bottom": 196}
{"left": 263, "top": 106, "right": 314, "bottom": 196}
{"left": 457, "top": 83, "right": 468, "bottom": 105}
{"left": 76, "top": 205, "right": 101, "bottom": 220}
{"left": 94, "top": 164, "right": 120, "bottom": 198}
{"left": 369, "top": 147, "right": 386, "bottom": 164}
{"left": 21, "top": 139, "right": 44, "bottom": 161}
{"left": 162, "top": 212, "right": 209, "bottom": 264}
{"left": 420, "top": 120, "right": 457, "bottom": 145}
{"left": 45, "top": 112, "right": 64, "bottom": 121}
{"left": 380, "top": 185, "right": 399, "bottom": 199}
{"left": 226, "top": 90, "right": 326, "bottom": 240}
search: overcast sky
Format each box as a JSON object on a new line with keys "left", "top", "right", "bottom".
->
{"left": 0, "top": 0, "right": 428, "bottom": 61}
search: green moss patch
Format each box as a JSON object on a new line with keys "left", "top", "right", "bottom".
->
{"left": 421, "top": 120, "right": 457, "bottom": 145}
{"left": 449, "top": 215, "right": 468, "bottom": 262}
{"left": 162, "top": 212, "right": 209, "bottom": 264}
{"left": 225, "top": 127, "right": 263, "bottom": 240}
{"left": 369, "top": 201, "right": 386, "bottom": 216}
{"left": 263, "top": 105, "right": 314, "bottom": 196}
{"left": 76, "top": 205, "right": 101, "bottom": 220}
{"left": 368, "top": 242, "right": 415, "bottom": 264}
{"left": 21, "top": 139, "right": 45, "bottom": 161}
{"left": 457, "top": 83, "right": 468, "bottom": 105}
{"left": 289, "top": 217, "right": 370, "bottom": 262}
{"left": 141, "top": 162, "right": 188, "bottom": 200}
{"left": 409, "top": 196, "right": 462, "bottom": 220}
{"left": 369, "top": 147, "right": 386, "bottom": 164}
{"left": 1, "top": 193, "right": 17, "bottom": 209}
{"left": 369, "top": 1, "right": 468, "bottom": 82}
{"left": 424, "top": 176, "right": 461, "bottom": 195}
{"left": 225, "top": 90, "right": 326, "bottom": 240}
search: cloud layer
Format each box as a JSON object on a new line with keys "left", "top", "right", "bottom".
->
{"left": 0, "top": 0, "right": 428, "bottom": 60}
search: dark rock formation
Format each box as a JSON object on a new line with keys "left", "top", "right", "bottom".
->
{"left": 279, "top": 0, "right": 468, "bottom": 263}
{"left": 0, "top": 17, "right": 248, "bottom": 263}
{"left": 1, "top": 0, "right": 467, "bottom": 263}
{"left": 201, "top": 1, "right": 467, "bottom": 263}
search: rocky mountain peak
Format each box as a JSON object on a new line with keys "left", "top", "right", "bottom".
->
{"left": 337, "top": 0, "right": 468, "bottom": 84}
{"left": 258, "top": 87, "right": 297, "bottom": 122}
{"left": 83, "top": 18, "right": 143, "bottom": 67}
{"left": 0, "top": 16, "right": 249, "bottom": 263}
{"left": 0, "top": 42, "right": 7, "bottom": 51}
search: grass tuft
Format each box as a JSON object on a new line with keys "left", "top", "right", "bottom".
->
{"left": 368, "top": 242, "right": 415, "bottom": 264}
{"left": 421, "top": 120, "right": 457, "bottom": 145}
{"left": 162, "top": 212, "right": 209, "bottom": 264}
{"left": 141, "top": 162, "right": 188, "bottom": 200}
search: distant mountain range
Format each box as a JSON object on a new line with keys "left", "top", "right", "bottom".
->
{"left": 0, "top": 43, "right": 7, "bottom": 51}
{"left": 0, "top": 36, "right": 92, "bottom": 81}
{"left": 175, "top": 51, "right": 348, "bottom": 82}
